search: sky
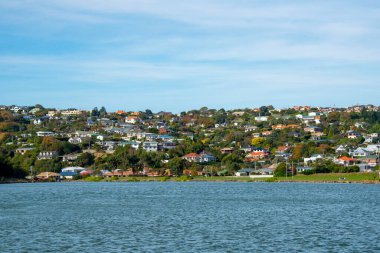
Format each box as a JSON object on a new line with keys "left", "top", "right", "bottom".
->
{"left": 0, "top": 0, "right": 379, "bottom": 112}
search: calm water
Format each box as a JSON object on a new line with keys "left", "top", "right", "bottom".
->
{"left": 1, "top": 182, "right": 379, "bottom": 253}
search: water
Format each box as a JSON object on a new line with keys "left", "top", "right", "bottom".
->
{"left": 1, "top": 182, "right": 379, "bottom": 252}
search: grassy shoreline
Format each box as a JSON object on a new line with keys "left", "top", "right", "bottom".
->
{"left": 1, "top": 173, "right": 380, "bottom": 184}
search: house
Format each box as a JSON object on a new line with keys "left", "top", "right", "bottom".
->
{"left": 33, "top": 118, "right": 43, "bottom": 125}
{"left": 120, "top": 141, "right": 140, "bottom": 150}
{"left": 252, "top": 132, "right": 261, "bottom": 138}
{"left": 162, "top": 141, "right": 176, "bottom": 150}
{"left": 61, "top": 109, "right": 84, "bottom": 116}
{"left": 182, "top": 152, "right": 216, "bottom": 163}
{"left": 244, "top": 125, "right": 257, "bottom": 132}
{"left": 221, "top": 148, "right": 234, "bottom": 154}
{"left": 296, "top": 166, "right": 313, "bottom": 173}
{"left": 37, "top": 131, "right": 55, "bottom": 137}
{"left": 116, "top": 110, "right": 127, "bottom": 115}
{"left": 15, "top": 147, "right": 34, "bottom": 155}
{"left": 60, "top": 167, "right": 86, "bottom": 179}
{"left": 62, "top": 153, "right": 80, "bottom": 163}
{"left": 235, "top": 168, "right": 255, "bottom": 176}
{"left": 304, "top": 154, "right": 323, "bottom": 164}
{"left": 304, "top": 126, "right": 323, "bottom": 133}
{"left": 275, "top": 146, "right": 291, "bottom": 157}
{"left": 255, "top": 116, "right": 269, "bottom": 122}
{"left": 61, "top": 166, "right": 86, "bottom": 173}
{"left": 183, "top": 153, "right": 201, "bottom": 162}
{"left": 201, "top": 152, "right": 216, "bottom": 162}
{"left": 80, "top": 170, "right": 94, "bottom": 177}
{"left": 273, "top": 124, "right": 287, "bottom": 130}
{"left": 347, "top": 131, "right": 361, "bottom": 139}
{"left": 246, "top": 151, "right": 269, "bottom": 161}
{"left": 262, "top": 131, "right": 272, "bottom": 136}
{"left": 335, "top": 145, "right": 348, "bottom": 154}
{"left": 125, "top": 116, "right": 141, "bottom": 124}
{"left": 37, "top": 151, "right": 58, "bottom": 160}
{"left": 366, "top": 145, "right": 380, "bottom": 153}
{"left": 335, "top": 156, "right": 357, "bottom": 166}
{"left": 351, "top": 147, "right": 371, "bottom": 157}
{"left": 60, "top": 171, "right": 77, "bottom": 179}
{"left": 36, "top": 172, "right": 60, "bottom": 180}
{"left": 68, "top": 137, "right": 85, "bottom": 144}
{"left": 143, "top": 141, "right": 158, "bottom": 152}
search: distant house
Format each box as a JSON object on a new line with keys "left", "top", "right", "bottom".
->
{"left": 252, "top": 132, "right": 261, "bottom": 138}
{"left": 162, "top": 141, "right": 176, "bottom": 150}
{"left": 255, "top": 116, "right": 269, "bottom": 122}
{"left": 246, "top": 151, "right": 269, "bottom": 161}
{"left": 61, "top": 109, "right": 84, "bottom": 116}
{"left": 351, "top": 147, "right": 371, "bottom": 157}
{"left": 60, "top": 171, "right": 77, "bottom": 179}
{"left": 262, "top": 131, "right": 272, "bottom": 136}
{"left": 244, "top": 125, "right": 257, "bottom": 132}
{"left": 335, "top": 145, "right": 348, "bottom": 154}
{"left": 36, "top": 172, "right": 60, "bottom": 180}
{"left": 62, "top": 153, "right": 80, "bottom": 163}
{"left": 273, "top": 124, "right": 287, "bottom": 130}
{"left": 296, "top": 166, "right": 313, "bottom": 173}
{"left": 143, "top": 141, "right": 158, "bottom": 152}
{"left": 37, "top": 151, "right": 58, "bottom": 160}
{"left": 16, "top": 147, "right": 34, "bottom": 155}
{"left": 221, "top": 148, "right": 234, "bottom": 154}
{"left": 347, "top": 131, "right": 361, "bottom": 139}
{"left": 36, "top": 131, "right": 55, "bottom": 137}
{"left": 335, "top": 156, "right": 357, "bottom": 166}
{"left": 183, "top": 152, "right": 216, "bottom": 163}
{"left": 125, "top": 116, "right": 141, "bottom": 124}
{"left": 235, "top": 168, "right": 255, "bottom": 176}
{"left": 304, "top": 154, "right": 323, "bottom": 164}
{"left": 304, "top": 126, "right": 323, "bottom": 133}
{"left": 275, "top": 146, "right": 291, "bottom": 157}
{"left": 68, "top": 137, "right": 84, "bottom": 144}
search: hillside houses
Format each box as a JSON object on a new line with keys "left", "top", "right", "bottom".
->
{"left": 1, "top": 103, "right": 379, "bottom": 178}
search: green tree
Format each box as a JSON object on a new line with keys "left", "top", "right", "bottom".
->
{"left": 274, "top": 162, "right": 287, "bottom": 177}
{"left": 167, "top": 157, "right": 185, "bottom": 176}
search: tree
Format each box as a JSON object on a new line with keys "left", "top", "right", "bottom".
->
{"left": 167, "top": 157, "right": 185, "bottom": 176}
{"left": 99, "top": 106, "right": 107, "bottom": 117}
{"left": 76, "top": 153, "right": 95, "bottom": 167}
{"left": 251, "top": 137, "right": 265, "bottom": 147}
{"left": 274, "top": 162, "right": 287, "bottom": 177}
{"left": 91, "top": 107, "right": 99, "bottom": 117}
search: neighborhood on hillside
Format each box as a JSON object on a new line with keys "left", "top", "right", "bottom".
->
{"left": 0, "top": 104, "right": 379, "bottom": 181}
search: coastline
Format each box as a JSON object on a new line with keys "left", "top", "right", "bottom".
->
{"left": 2, "top": 173, "right": 380, "bottom": 184}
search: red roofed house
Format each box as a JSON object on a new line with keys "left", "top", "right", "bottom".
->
{"left": 335, "top": 156, "right": 357, "bottom": 166}
{"left": 246, "top": 151, "right": 269, "bottom": 161}
{"left": 183, "top": 153, "right": 202, "bottom": 163}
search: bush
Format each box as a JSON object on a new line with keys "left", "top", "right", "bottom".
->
{"left": 84, "top": 176, "right": 103, "bottom": 182}
{"left": 175, "top": 175, "right": 193, "bottom": 182}
{"left": 159, "top": 176, "right": 170, "bottom": 182}
{"left": 302, "top": 169, "right": 316, "bottom": 175}
{"left": 265, "top": 177, "right": 278, "bottom": 182}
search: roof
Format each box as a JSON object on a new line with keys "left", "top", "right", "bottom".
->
{"left": 60, "top": 172, "right": 78, "bottom": 176}
{"left": 184, "top": 153, "right": 201, "bottom": 158}
{"left": 36, "top": 172, "right": 60, "bottom": 178}
{"left": 338, "top": 156, "right": 357, "bottom": 161}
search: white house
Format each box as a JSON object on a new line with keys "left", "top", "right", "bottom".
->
{"left": 304, "top": 154, "right": 324, "bottom": 164}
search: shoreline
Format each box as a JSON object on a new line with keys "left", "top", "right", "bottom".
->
{"left": 2, "top": 174, "right": 380, "bottom": 185}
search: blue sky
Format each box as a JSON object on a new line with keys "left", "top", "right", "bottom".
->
{"left": 0, "top": 0, "right": 379, "bottom": 112}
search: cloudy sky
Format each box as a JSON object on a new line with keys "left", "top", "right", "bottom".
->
{"left": 0, "top": 0, "right": 379, "bottom": 112}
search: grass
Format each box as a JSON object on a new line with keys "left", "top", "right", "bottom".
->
{"left": 78, "top": 172, "right": 379, "bottom": 183}
{"left": 277, "top": 172, "right": 379, "bottom": 182}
